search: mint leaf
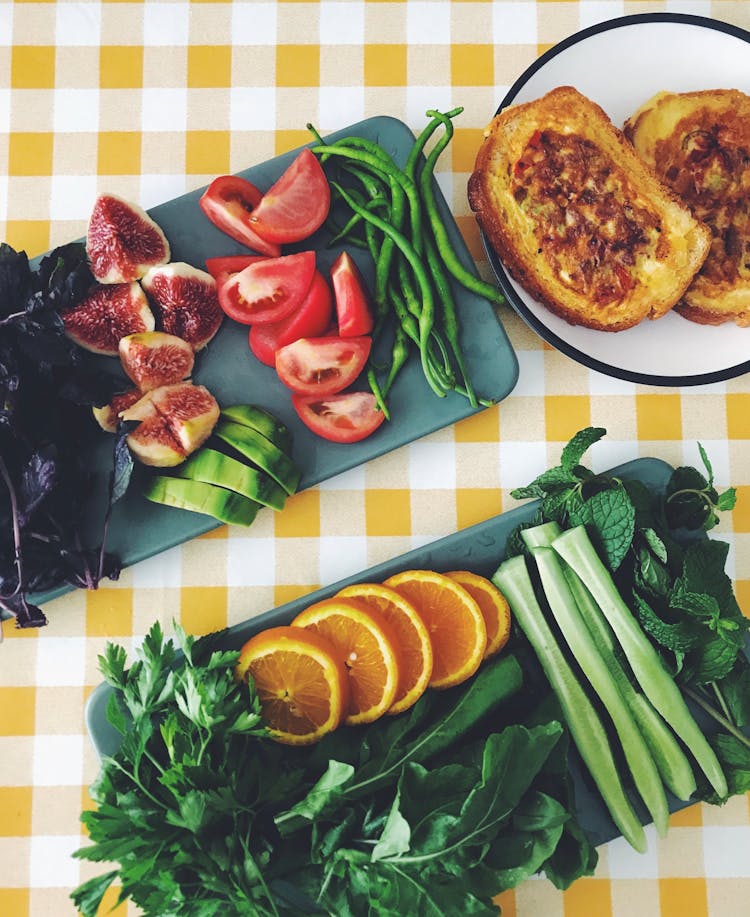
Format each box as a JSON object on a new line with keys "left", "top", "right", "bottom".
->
{"left": 570, "top": 486, "right": 635, "bottom": 571}
{"left": 560, "top": 427, "right": 606, "bottom": 474}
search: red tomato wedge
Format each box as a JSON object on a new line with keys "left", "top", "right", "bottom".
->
{"left": 291, "top": 391, "right": 385, "bottom": 443}
{"left": 205, "top": 254, "right": 267, "bottom": 280}
{"left": 218, "top": 251, "right": 316, "bottom": 325}
{"left": 275, "top": 335, "right": 371, "bottom": 397}
{"left": 249, "top": 149, "right": 331, "bottom": 245}
{"left": 200, "top": 176, "right": 281, "bottom": 258}
{"left": 249, "top": 271, "right": 333, "bottom": 366}
{"left": 330, "top": 252, "right": 375, "bottom": 336}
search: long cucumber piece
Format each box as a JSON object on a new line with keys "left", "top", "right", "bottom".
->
{"left": 523, "top": 522, "right": 696, "bottom": 802}
{"left": 529, "top": 544, "right": 670, "bottom": 837}
{"left": 492, "top": 554, "right": 647, "bottom": 853}
{"left": 563, "top": 568, "right": 697, "bottom": 802}
{"left": 552, "top": 525, "right": 727, "bottom": 799}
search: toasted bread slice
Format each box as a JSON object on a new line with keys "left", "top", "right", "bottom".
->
{"left": 624, "top": 89, "right": 750, "bottom": 327}
{"left": 468, "top": 86, "right": 711, "bottom": 332}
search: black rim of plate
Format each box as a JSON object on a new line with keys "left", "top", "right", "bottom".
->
{"left": 482, "top": 12, "right": 750, "bottom": 387}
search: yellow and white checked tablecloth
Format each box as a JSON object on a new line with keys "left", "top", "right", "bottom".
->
{"left": 2, "top": 1, "right": 750, "bottom": 915}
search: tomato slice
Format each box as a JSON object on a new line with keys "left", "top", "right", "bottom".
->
{"left": 275, "top": 335, "right": 371, "bottom": 397}
{"left": 199, "top": 176, "right": 281, "bottom": 258}
{"left": 205, "top": 254, "right": 267, "bottom": 279}
{"left": 218, "top": 251, "right": 316, "bottom": 325}
{"left": 291, "top": 391, "right": 385, "bottom": 443}
{"left": 249, "top": 271, "right": 333, "bottom": 366}
{"left": 330, "top": 251, "right": 375, "bottom": 336}
{"left": 249, "top": 149, "right": 331, "bottom": 245}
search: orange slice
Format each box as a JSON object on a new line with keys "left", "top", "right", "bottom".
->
{"left": 292, "top": 597, "right": 400, "bottom": 726}
{"left": 235, "top": 625, "right": 349, "bottom": 746}
{"left": 336, "top": 582, "right": 433, "bottom": 715}
{"left": 384, "top": 569, "right": 487, "bottom": 689}
{"left": 445, "top": 570, "right": 511, "bottom": 659}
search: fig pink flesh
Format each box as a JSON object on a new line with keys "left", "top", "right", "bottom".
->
{"left": 92, "top": 388, "right": 142, "bottom": 433}
{"left": 123, "top": 382, "right": 219, "bottom": 466}
{"left": 142, "top": 264, "right": 223, "bottom": 350}
{"left": 119, "top": 332, "right": 195, "bottom": 391}
{"left": 87, "top": 194, "right": 170, "bottom": 284}
{"left": 61, "top": 282, "right": 155, "bottom": 355}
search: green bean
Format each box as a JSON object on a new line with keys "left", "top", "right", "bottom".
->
{"left": 309, "top": 145, "right": 424, "bottom": 256}
{"left": 425, "top": 232, "right": 478, "bottom": 407}
{"left": 405, "top": 106, "right": 464, "bottom": 181}
{"left": 420, "top": 110, "right": 506, "bottom": 305}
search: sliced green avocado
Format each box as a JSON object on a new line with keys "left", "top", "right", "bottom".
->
{"left": 220, "top": 404, "right": 293, "bottom": 454}
{"left": 214, "top": 421, "right": 302, "bottom": 496}
{"left": 175, "top": 448, "right": 287, "bottom": 511}
{"left": 143, "top": 476, "right": 261, "bottom": 527}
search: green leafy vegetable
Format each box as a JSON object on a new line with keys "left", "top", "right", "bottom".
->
{"left": 72, "top": 628, "right": 596, "bottom": 916}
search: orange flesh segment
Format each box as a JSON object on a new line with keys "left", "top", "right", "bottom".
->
{"left": 336, "top": 582, "right": 433, "bottom": 715}
{"left": 293, "top": 598, "right": 400, "bottom": 726}
{"left": 383, "top": 570, "right": 487, "bottom": 689}
{"left": 236, "top": 626, "right": 347, "bottom": 745}
{"left": 445, "top": 570, "right": 511, "bottom": 659}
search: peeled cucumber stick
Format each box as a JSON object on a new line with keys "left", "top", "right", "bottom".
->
{"left": 563, "top": 567, "right": 697, "bottom": 802}
{"left": 522, "top": 521, "right": 696, "bottom": 802}
{"left": 493, "top": 554, "right": 648, "bottom": 853}
{"left": 528, "top": 543, "right": 670, "bottom": 837}
{"left": 552, "top": 525, "right": 727, "bottom": 799}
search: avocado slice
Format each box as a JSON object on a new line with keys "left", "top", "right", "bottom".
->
{"left": 175, "top": 448, "right": 287, "bottom": 511}
{"left": 214, "top": 421, "right": 301, "bottom": 496}
{"left": 220, "top": 404, "right": 293, "bottom": 454}
{"left": 143, "top": 476, "right": 261, "bottom": 527}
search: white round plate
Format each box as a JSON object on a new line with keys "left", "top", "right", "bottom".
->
{"left": 483, "top": 13, "right": 750, "bottom": 386}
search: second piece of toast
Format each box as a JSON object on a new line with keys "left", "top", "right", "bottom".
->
{"left": 624, "top": 88, "right": 750, "bottom": 327}
{"left": 468, "top": 86, "right": 711, "bottom": 332}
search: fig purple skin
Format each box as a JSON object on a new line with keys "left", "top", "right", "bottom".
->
{"left": 119, "top": 331, "right": 195, "bottom": 392}
{"left": 60, "top": 281, "right": 155, "bottom": 355}
{"left": 141, "top": 263, "right": 223, "bottom": 351}
{"left": 87, "top": 193, "right": 170, "bottom": 284}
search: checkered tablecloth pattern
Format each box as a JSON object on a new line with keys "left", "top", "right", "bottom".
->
{"left": 2, "top": 2, "right": 750, "bottom": 916}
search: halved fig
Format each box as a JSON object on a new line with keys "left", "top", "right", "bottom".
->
{"left": 87, "top": 193, "right": 170, "bottom": 284}
{"left": 92, "top": 388, "right": 142, "bottom": 433}
{"left": 141, "top": 262, "right": 223, "bottom": 351}
{"left": 121, "top": 382, "right": 220, "bottom": 467}
{"left": 60, "top": 281, "right": 155, "bottom": 355}
{"left": 119, "top": 331, "right": 195, "bottom": 392}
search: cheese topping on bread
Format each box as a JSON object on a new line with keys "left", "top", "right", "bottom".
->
{"left": 469, "top": 86, "right": 711, "bottom": 332}
{"left": 624, "top": 89, "right": 750, "bottom": 326}
{"left": 512, "top": 128, "right": 668, "bottom": 305}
